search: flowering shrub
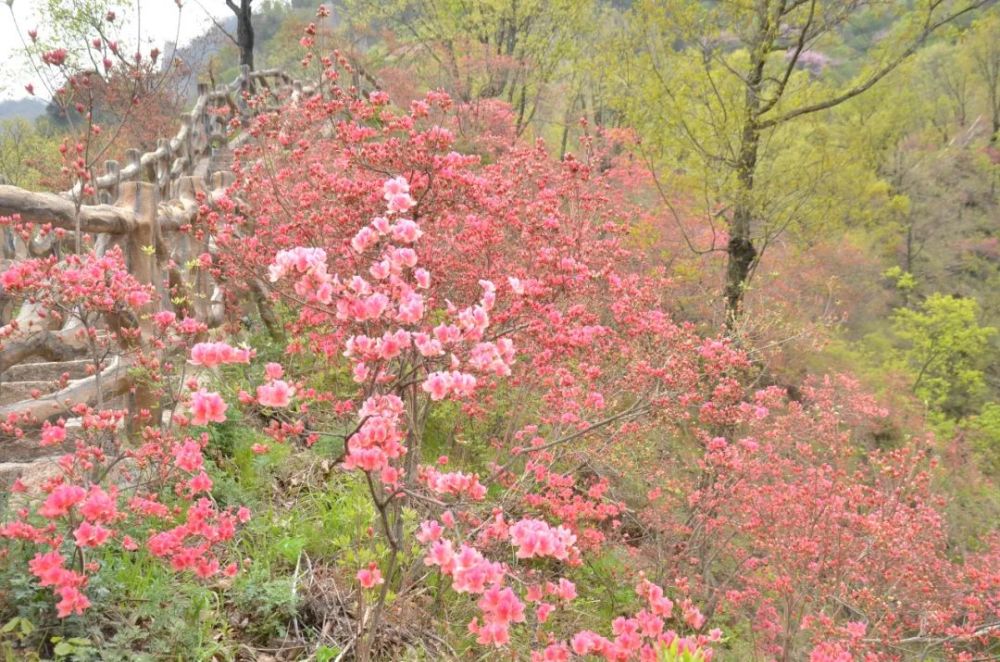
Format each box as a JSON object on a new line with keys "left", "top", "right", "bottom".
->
{"left": 642, "top": 375, "right": 1000, "bottom": 659}
{"left": 197, "top": 46, "right": 1000, "bottom": 657}
{"left": 0, "top": 241, "right": 252, "bottom": 621}
{"left": 1, "top": 378, "right": 248, "bottom": 620}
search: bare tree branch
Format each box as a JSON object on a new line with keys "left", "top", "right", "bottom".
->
{"left": 759, "top": 1, "right": 992, "bottom": 129}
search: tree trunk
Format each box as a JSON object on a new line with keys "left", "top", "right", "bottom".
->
{"left": 227, "top": 0, "right": 255, "bottom": 71}
{"left": 725, "top": 130, "right": 759, "bottom": 324}
{"left": 722, "top": 4, "right": 773, "bottom": 328}
{"left": 725, "top": 74, "right": 766, "bottom": 325}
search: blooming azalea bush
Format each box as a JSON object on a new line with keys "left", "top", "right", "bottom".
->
{"left": 242, "top": 170, "right": 716, "bottom": 659}
{"left": 0, "top": 224, "right": 257, "bottom": 623}
{"left": 0, "top": 255, "right": 253, "bottom": 622}
{"left": 189, "top": 43, "right": 1000, "bottom": 659}
{"left": 640, "top": 375, "right": 1000, "bottom": 660}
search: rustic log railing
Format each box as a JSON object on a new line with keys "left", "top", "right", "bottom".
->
{"left": 0, "top": 66, "right": 311, "bottom": 458}
{"left": 0, "top": 65, "right": 305, "bottom": 314}
{"left": 66, "top": 66, "right": 299, "bottom": 205}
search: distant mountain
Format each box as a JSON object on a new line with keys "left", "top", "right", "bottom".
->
{"left": 0, "top": 97, "right": 46, "bottom": 122}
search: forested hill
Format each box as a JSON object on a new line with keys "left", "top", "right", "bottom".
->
{"left": 0, "top": 1, "right": 998, "bottom": 660}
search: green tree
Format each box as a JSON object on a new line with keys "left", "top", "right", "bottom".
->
{"left": 336, "top": 0, "right": 598, "bottom": 136}
{"left": 622, "top": 0, "right": 992, "bottom": 324}
{"left": 919, "top": 39, "right": 975, "bottom": 132}
{"left": 968, "top": 12, "right": 1000, "bottom": 141}
{"left": 0, "top": 118, "right": 61, "bottom": 189}
{"left": 890, "top": 293, "right": 996, "bottom": 417}
{"left": 970, "top": 402, "right": 1000, "bottom": 475}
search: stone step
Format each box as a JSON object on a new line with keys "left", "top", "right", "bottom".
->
{"left": 0, "top": 457, "right": 59, "bottom": 492}
{"left": 3, "top": 359, "right": 92, "bottom": 381}
{"left": 0, "top": 379, "right": 129, "bottom": 411}
{"left": 0, "top": 419, "right": 83, "bottom": 463}
{"left": 0, "top": 418, "right": 114, "bottom": 493}
{"left": 0, "top": 381, "right": 57, "bottom": 406}
{"left": 0, "top": 435, "right": 73, "bottom": 463}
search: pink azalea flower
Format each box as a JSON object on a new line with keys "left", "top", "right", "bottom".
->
{"left": 189, "top": 389, "right": 228, "bottom": 425}
{"left": 56, "top": 586, "right": 91, "bottom": 618}
{"left": 39, "top": 485, "right": 86, "bottom": 519}
{"left": 257, "top": 380, "right": 295, "bottom": 408}
{"left": 357, "top": 562, "right": 384, "bottom": 588}
{"left": 73, "top": 521, "right": 112, "bottom": 548}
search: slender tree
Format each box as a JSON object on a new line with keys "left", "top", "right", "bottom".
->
{"left": 627, "top": 0, "right": 993, "bottom": 325}
{"left": 225, "top": 0, "right": 255, "bottom": 70}
{"left": 969, "top": 13, "right": 1000, "bottom": 142}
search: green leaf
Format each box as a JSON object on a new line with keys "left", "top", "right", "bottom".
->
{"left": 315, "top": 645, "right": 341, "bottom": 662}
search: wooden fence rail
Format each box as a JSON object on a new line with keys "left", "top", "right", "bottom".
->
{"left": 0, "top": 66, "right": 312, "bottom": 447}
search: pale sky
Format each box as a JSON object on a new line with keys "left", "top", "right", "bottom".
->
{"left": 0, "top": 0, "right": 234, "bottom": 100}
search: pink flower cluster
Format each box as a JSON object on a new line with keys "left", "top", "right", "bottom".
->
{"left": 173, "top": 438, "right": 205, "bottom": 472}
{"left": 341, "top": 394, "right": 406, "bottom": 482}
{"left": 257, "top": 369, "right": 295, "bottom": 408}
{"left": 41, "top": 48, "right": 68, "bottom": 67}
{"left": 421, "top": 468, "right": 487, "bottom": 500}
{"left": 190, "top": 341, "right": 252, "bottom": 367}
{"left": 268, "top": 246, "right": 334, "bottom": 304}
{"left": 29, "top": 551, "right": 90, "bottom": 617}
{"left": 636, "top": 578, "right": 675, "bottom": 617}
{"left": 468, "top": 339, "right": 516, "bottom": 376}
{"left": 423, "top": 538, "right": 527, "bottom": 646}
{"left": 382, "top": 175, "right": 416, "bottom": 213}
{"left": 144, "top": 498, "right": 244, "bottom": 578}
{"left": 344, "top": 329, "right": 418, "bottom": 364}
{"left": 0, "top": 246, "right": 154, "bottom": 317}
{"left": 356, "top": 561, "right": 384, "bottom": 589}
{"left": 40, "top": 421, "right": 67, "bottom": 447}
{"left": 424, "top": 539, "right": 505, "bottom": 594}
{"left": 563, "top": 579, "right": 712, "bottom": 661}
{"left": 39, "top": 484, "right": 86, "bottom": 518}
{"left": 422, "top": 370, "right": 477, "bottom": 400}
{"left": 24, "top": 483, "right": 128, "bottom": 617}
{"left": 470, "top": 586, "right": 526, "bottom": 646}
{"left": 508, "top": 518, "right": 578, "bottom": 561}
{"left": 189, "top": 389, "right": 227, "bottom": 426}
{"left": 415, "top": 519, "right": 444, "bottom": 543}
{"left": 267, "top": 246, "right": 328, "bottom": 282}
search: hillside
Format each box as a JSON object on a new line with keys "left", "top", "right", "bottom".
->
{"left": 0, "top": 1, "right": 998, "bottom": 661}
{"left": 0, "top": 98, "right": 45, "bottom": 122}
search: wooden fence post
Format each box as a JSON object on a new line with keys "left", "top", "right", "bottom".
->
{"left": 125, "top": 148, "right": 142, "bottom": 184}
{"left": 115, "top": 181, "right": 162, "bottom": 426}
{"left": 180, "top": 113, "right": 194, "bottom": 165}
{"left": 155, "top": 138, "right": 171, "bottom": 199}
{"left": 103, "top": 160, "right": 120, "bottom": 205}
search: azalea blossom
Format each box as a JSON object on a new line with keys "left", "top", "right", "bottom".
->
{"left": 357, "top": 562, "right": 384, "bottom": 588}
{"left": 189, "top": 389, "right": 228, "bottom": 425}
{"left": 257, "top": 380, "right": 295, "bottom": 408}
